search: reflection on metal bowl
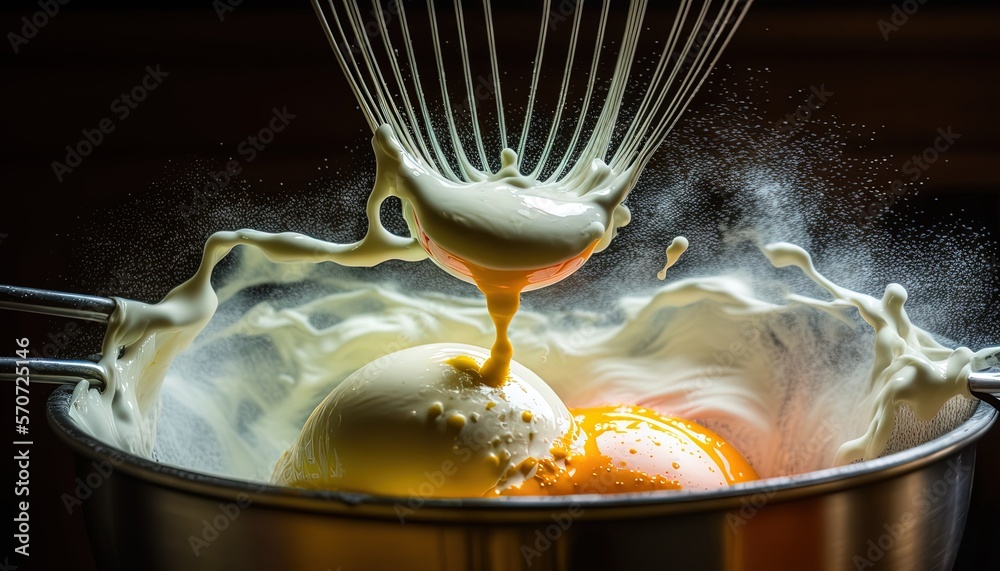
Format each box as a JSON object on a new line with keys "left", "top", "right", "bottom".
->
{"left": 47, "top": 386, "right": 996, "bottom": 571}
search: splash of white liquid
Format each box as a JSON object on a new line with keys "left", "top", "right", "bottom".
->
{"left": 761, "top": 243, "right": 983, "bottom": 463}
{"left": 69, "top": 224, "right": 994, "bottom": 478}
{"left": 657, "top": 236, "right": 690, "bottom": 280}
{"left": 69, "top": 219, "right": 423, "bottom": 455}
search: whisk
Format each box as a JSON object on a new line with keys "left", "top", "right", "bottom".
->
{"left": 313, "top": 0, "right": 752, "bottom": 181}
{"left": 301, "top": 0, "right": 766, "bottom": 385}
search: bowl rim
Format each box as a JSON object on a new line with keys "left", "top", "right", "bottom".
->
{"left": 46, "top": 385, "right": 997, "bottom": 523}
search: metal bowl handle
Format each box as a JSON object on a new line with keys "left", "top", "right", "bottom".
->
{"left": 969, "top": 371, "right": 1000, "bottom": 413}
{"left": 0, "top": 284, "right": 115, "bottom": 392}
{"left": 969, "top": 372, "right": 1000, "bottom": 398}
{"left": 0, "top": 357, "right": 106, "bottom": 391}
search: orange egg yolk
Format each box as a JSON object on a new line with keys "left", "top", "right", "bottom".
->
{"left": 501, "top": 405, "right": 758, "bottom": 496}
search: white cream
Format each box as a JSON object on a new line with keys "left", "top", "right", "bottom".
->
{"left": 375, "top": 126, "right": 634, "bottom": 277}
{"left": 657, "top": 236, "right": 690, "bottom": 280}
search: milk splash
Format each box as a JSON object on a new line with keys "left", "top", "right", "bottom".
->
{"left": 68, "top": 209, "right": 995, "bottom": 479}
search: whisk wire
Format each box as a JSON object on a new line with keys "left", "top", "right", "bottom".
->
{"left": 309, "top": 0, "right": 753, "bottom": 185}
{"left": 395, "top": 0, "right": 461, "bottom": 179}
{"left": 453, "top": 0, "right": 491, "bottom": 173}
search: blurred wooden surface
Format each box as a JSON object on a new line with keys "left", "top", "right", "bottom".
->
{"left": 1, "top": 1, "right": 998, "bottom": 570}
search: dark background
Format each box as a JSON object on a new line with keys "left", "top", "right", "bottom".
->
{"left": 2, "top": 0, "right": 999, "bottom": 570}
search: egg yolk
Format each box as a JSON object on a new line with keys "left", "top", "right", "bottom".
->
{"left": 502, "top": 405, "right": 758, "bottom": 496}
{"left": 409, "top": 215, "right": 756, "bottom": 496}
{"left": 414, "top": 220, "right": 597, "bottom": 387}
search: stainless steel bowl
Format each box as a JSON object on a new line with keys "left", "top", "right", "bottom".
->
{"left": 47, "top": 385, "right": 997, "bottom": 571}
